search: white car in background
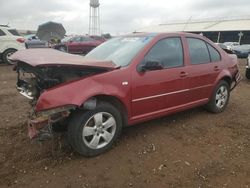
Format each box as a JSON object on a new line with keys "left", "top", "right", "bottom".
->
{"left": 0, "top": 25, "right": 25, "bottom": 64}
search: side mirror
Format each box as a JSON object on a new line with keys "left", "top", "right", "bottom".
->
{"left": 138, "top": 60, "right": 163, "bottom": 72}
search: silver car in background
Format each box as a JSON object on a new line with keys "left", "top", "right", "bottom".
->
{"left": 24, "top": 34, "right": 47, "bottom": 49}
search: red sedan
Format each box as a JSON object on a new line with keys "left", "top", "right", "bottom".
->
{"left": 11, "top": 32, "right": 241, "bottom": 156}
{"left": 55, "top": 35, "right": 103, "bottom": 54}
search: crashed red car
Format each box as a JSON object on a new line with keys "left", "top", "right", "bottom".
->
{"left": 11, "top": 32, "right": 241, "bottom": 157}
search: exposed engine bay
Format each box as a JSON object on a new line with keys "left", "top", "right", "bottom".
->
{"left": 15, "top": 61, "right": 109, "bottom": 102}
{"left": 9, "top": 48, "right": 117, "bottom": 142}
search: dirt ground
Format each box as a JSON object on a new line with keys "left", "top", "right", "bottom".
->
{"left": 0, "top": 59, "right": 249, "bottom": 188}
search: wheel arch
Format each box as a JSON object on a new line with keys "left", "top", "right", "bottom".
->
{"left": 209, "top": 71, "right": 232, "bottom": 100}
{"left": 2, "top": 48, "right": 18, "bottom": 64}
{"left": 83, "top": 94, "right": 129, "bottom": 127}
{"left": 3, "top": 48, "right": 17, "bottom": 54}
{"left": 220, "top": 76, "right": 232, "bottom": 88}
{"left": 213, "top": 70, "right": 233, "bottom": 88}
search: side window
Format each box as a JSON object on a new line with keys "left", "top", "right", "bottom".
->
{"left": 8, "top": 29, "right": 20, "bottom": 36}
{"left": 207, "top": 44, "right": 221, "bottom": 62}
{"left": 82, "top": 37, "right": 95, "bottom": 42}
{"left": 72, "top": 36, "right": 81, "bottom": 42}
{"left": 0, "top": 29, "right": 6, "bottom": 36}
{"left": 187, "top": 38, "right": 210, "bottom": 65}
{"left": 144, "top": 37, "right": 183, "bottom": 68}
{"left": 82, "top": 37, "right": 90, "bottom": 42}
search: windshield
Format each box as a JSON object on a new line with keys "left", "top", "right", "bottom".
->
{"left": 85, "top": 36, "right": 154, "bottom": 67}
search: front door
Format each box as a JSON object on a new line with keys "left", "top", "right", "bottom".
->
{"left": 131, "top": 37, "right": 189, "bottom": 120}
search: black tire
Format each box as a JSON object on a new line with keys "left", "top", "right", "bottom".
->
{"left": 67, "top": 102, "right": 123, "bottom": 157}
{"left": 2, "top": 49, "right": 17, "bottom": 65}
{"left": 58, "top": 46, "right": 67, "bottom": 53}
{"left": 246, "top": 68, "right": 250, "bottom": 79}
{"left": 205, "top": 80, "right": 230, "bottom": 113}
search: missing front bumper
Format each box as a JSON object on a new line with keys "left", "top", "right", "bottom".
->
{"left": 28, "top": 110, "right": 71, "bottom": 141}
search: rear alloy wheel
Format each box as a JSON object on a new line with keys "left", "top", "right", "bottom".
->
{"left": 68, "top": 102, "right": 122, "bottom": 157}
{"left": 3, "top": 49, "right": 17, "bottom": 65}
{"left": 205, "top": 80, "right": 230, "bottom": 113}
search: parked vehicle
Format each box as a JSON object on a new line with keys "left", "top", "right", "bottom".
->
{"left": 215, "top": 43, "right": 234, "bottom": 54}
{"left": 11, "top": 32, "right": 241, "bottom": 157}
{"left": 232, "top": 44, "right": 250, "bottom": 58}
{"left": 246, "top": 54, "right": 250, "bottom": 79}
{"left": 0, "top": 25, "right": 25, "bottom": 64}
{"left": 223, "top": 42, "right": 239, "bottom": 51}
{"left": 54, "top": 35, "right": 103, "bottom": 54}
{"left": 24, "top": 34, "right": 47, "bottom": 49}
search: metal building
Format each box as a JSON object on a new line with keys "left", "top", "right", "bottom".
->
{"left": 89, "top": 0, "right": 100, "bottom": 36}
{"left": 136, "top": 18, "right": 250, "bottom": 44}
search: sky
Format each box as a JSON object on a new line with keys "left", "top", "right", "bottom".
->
{"left": 0, "top": 0, "right": 250, "bottom": 35}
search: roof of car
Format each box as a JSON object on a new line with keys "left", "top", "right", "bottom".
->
{"left": 0, "top": 25, "right": 16, "bottom": 30}
{"left": 122, "top": 32, "right": 204, "bottom": 39}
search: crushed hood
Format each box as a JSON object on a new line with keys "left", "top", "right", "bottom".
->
{"left": 10, "top": 48, "right": 117, "bottom": 70}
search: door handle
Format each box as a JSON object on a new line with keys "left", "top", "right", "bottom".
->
{"left": 180, "top": 71, "right": 188, "bottom": 77}
{"left": 214, "top": 66, "right": 220, "bottom": 71}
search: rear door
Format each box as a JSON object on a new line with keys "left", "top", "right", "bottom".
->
{"left": 131, "top": 37, "right": 190, "bottom": 119}
{"left": 185, "top": 37, "right": 222, "bottom": 102}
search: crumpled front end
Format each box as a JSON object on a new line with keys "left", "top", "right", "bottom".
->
{"left": 28, "top": 105, "right": 76, "bottom": 141}
{"left": 12, "top": 52, "right": 115, "bottom": 141}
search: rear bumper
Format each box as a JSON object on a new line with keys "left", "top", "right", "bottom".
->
{"left": 230, "top": 70, "right": 242, "bottom": 91}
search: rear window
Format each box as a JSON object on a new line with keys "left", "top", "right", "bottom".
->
{"left": 187, "top": 38, "right": 210, "bottom": 65}
{"left": 207, "top": 44, "right": 221, "bottom": 62}
{"left": 8, "top": 29, "right": 20, "bottom": 36}
{"left": 0, "top": 29, "right": 6, "bottom": 36}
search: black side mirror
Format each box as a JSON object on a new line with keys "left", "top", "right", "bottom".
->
{"left": 138, "top": 60, "right": 163, "bottom": 72}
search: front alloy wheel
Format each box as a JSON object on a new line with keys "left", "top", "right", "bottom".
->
{"left": 82, "top": 112, "right": 116, "bottom": 149}
{"left": 68, "top": 102, "right": 122, "bottom": 157}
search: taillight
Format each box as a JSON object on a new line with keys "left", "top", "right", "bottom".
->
{"left": 16, "top": 38, "right": 25, "bottom": 43}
